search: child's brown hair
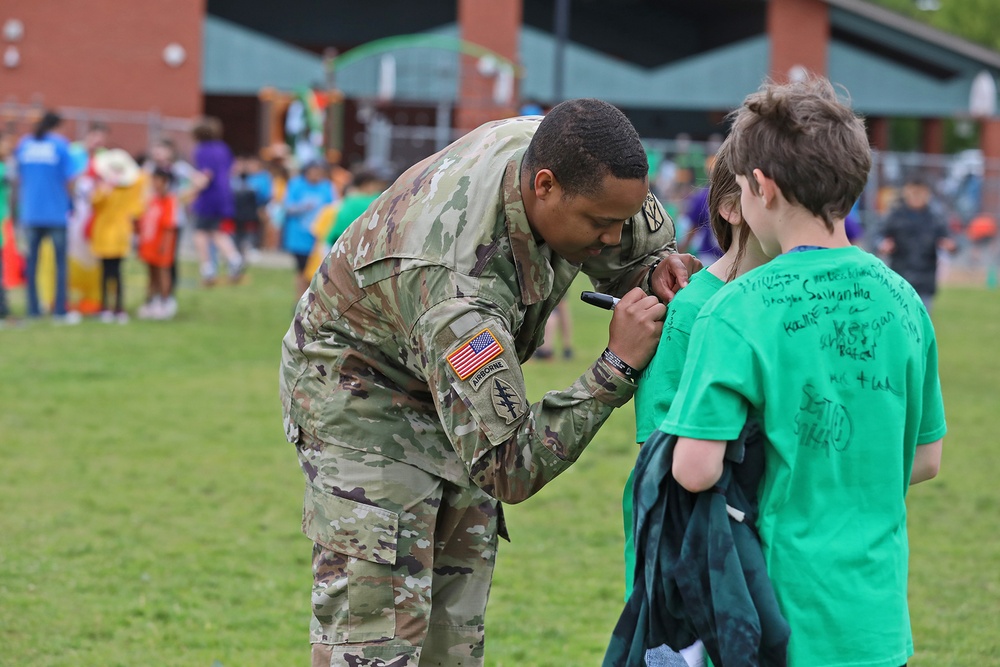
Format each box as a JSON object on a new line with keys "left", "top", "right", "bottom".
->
{"left": 708, "top": 140, "right": 750, "bottom": 282}
{"left": 727, "top": 77, "right": 871, "bottom": 231}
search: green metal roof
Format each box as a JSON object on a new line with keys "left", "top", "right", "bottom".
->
{"left": 517, "top": 26, "right": 766, "bottom": 109}
{"left": 828, "top": 39, "right": 991, "bottom": 117}
{"left": 330, "top": 24, "right": 768, "bottom": 109}
{"left": 825, "top": 2, "right": 1000, "bottom": 117}
{"left": 202, "top": 15, "right": 325, "bottom": 95}
{"left": 331, "top": 22, "right": 1000, "bottom": 117}
{"left": 202, "top": 5, "right": 1000, "bottom": 119}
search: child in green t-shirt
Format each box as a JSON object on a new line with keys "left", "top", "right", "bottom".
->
{"left": 624, "top": 140, "right": 770, "bottom": 595}
{"left": 325, "top": 169, "right": 389, "bottom": 248}
{"left": 664, "top": 78, "right": 946, "bottom": 667}
{"left": 621, "top": 139, "right": 771, "bottom": 667}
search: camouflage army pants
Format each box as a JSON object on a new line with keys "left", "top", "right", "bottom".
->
{"left": 296, "top": 432, "right": 499, "bottom": 667}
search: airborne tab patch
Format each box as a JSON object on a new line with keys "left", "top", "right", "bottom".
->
{"left": 447, "top": 328, "right": 504, "bottom": 380}
{"left": 469, "top": 358, "right": 509, "bottom": 391}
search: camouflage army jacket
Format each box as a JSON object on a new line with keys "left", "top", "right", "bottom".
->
{"left": 280, "top": 117, "right": 677, "bottom": 497}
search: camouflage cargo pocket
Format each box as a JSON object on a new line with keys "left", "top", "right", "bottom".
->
{"left": 303, "top": 490, "right": 399, "bottom": 644}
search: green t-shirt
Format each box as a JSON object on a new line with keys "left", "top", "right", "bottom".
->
{"left": 663, "top": 247, "right": 947, "bottom": 667}
{"left": 634, "top": 268, "right": 726, "bottom": 443}
{"left": 325, "top": 192, "right": 381, "bottom": 246}
{"left": 624, "top": 268, "right": 724, "bottom": 599}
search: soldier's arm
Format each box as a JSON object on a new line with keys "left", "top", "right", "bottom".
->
{"left": 413, "top": 298, "right": 638, "bottom": 504}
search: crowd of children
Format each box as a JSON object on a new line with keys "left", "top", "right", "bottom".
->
{"left": 0, "top": 113, "right": 203, "bottom": 324}
{"left": 0, "top": 111, "right": 398, "bottom": 325}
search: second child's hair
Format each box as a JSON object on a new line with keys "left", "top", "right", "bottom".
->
{"left": 727, "top": 77, "right": 871, "bottom": 231}
{"left": 708, "top": 141, "right": 750, "bottom": 282}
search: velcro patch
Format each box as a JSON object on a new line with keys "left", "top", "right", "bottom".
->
{"left": 447, "top": 328, "right": 504, "bottom": 380}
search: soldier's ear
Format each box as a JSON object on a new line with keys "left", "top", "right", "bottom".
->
{"left": 533, "top": 168, "right": 559, "bottom": 201}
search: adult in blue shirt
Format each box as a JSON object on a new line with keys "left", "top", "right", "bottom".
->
{"left": 15, "top": 111, "right": 77, "bottom": 319}
{"left": 282, "top": 160, "right": 335, "bottom": 296}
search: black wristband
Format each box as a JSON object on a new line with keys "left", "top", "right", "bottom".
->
{"left": 645, "top": 257, "right": 663, "bottom": 294}
{"left": 602, "top": 347, "right": 639, "bottom": 380}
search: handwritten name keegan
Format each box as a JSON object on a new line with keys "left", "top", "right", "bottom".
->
{"left": 736, "top": 263, "right": 919, "bottom": 454}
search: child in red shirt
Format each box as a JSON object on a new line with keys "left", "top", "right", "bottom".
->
{"left": 138, "top": 169, "right": 178, "bottom": 319}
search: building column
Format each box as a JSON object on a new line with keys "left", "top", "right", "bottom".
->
{"left": 981, "top": 118, "right": 1000, "bottom": 218}
{"left": 768, "top": 0, "right": 829, "bottom": 82}
{"left": 867, "top": 117, "right": 890, "bottom": 151}
{"left": 920, "top": 117, "right": 945, "bottom": 154}
{"left": 457, "top": 0, "right": 522, "bottom": 133}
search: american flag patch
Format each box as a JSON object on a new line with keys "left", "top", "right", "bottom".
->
{"left": 447, "top": 328, "right": 504, "bottom": 380}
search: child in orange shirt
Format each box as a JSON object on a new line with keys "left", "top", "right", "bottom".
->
{"left": 138, "top": 168, "right": 178, "bottom": 320}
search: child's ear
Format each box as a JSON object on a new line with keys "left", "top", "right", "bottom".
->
{"left": 752, "top": 168, "right": 780, "bottom": 208}
{"left": 720, "top": 201, "right": 742, "bottom": 225}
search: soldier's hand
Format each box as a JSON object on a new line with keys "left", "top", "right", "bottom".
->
{"left": 607, "top": 287, "right": 666, "bottom": 372}
{"left": 650, "top": 253, "right": 702, "bottom": 302}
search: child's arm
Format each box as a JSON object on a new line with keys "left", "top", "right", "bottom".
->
{"left": 934, "top": 216, "right": 956, "bottom": 253}
{"left": 672, "top": 437, "right": 727, "bottom": 492}
{"left": 912, "top": 323, "right": 946, "bottom": 485}
{"left": 876, "top": 209, "right": 900, "bottom": 255}
{"left": 910, "top": 439, "right": 942, "bottom": 485}
{"left": 91, "top": 182, "right": 112, "bottom": 205}
{"left": 661, "top": 314, "right": 755, "bottom": 490}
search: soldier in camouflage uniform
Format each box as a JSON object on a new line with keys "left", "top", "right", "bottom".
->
{"left": 279, "top": 98, "right": 698, "bottom": 666}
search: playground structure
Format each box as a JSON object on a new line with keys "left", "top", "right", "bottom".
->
{"left": 256, "top": 34, "right": 522, "bottom": 174}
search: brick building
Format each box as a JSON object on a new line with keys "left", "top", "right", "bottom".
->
{"left": 3, "top": 0, "right": 1000, "bottom": 166}
{"left": 1, "top": 0, "right": 203, "bottom": 153}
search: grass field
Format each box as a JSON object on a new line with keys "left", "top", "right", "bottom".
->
{"left": 1, "top": 263, "right": 998, "bottom": 666}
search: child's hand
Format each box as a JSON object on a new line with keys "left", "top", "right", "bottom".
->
{"left": 607, "top": 287, "right": 666, "bottom": 373}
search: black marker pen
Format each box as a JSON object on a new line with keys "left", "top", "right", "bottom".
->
{"left": 580, "top": 291, "right": 620, "bottom": 310}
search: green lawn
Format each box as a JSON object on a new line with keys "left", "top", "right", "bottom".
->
{"left": 0, "top": 265, "right": 997, "bottom": 666}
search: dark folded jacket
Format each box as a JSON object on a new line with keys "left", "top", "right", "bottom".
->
{"left": 603, "top": 423, "right": 789, "bottom": 667}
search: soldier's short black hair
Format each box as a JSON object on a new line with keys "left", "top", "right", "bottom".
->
{"left": 522, "top": 98, "right": 648, "bottom": 197}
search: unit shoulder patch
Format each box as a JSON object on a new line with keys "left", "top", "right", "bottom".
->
{"left": 490, "top": 377, "right": 525, "bottom": 425}
{"left": 642, "top": 191, "right": 665, "bottom": 233}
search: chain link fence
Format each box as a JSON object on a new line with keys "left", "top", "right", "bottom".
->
{"left": 644, "top": 138, "right": 1000, "bottom": 283}
{"left": 0, "top": 101, "right": 195, "bottom": 157}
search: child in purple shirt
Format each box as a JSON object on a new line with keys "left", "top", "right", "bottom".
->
{"left": 191, "top": 117, "right": 244, "bottom": 285}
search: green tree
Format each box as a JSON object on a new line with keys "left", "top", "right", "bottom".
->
{"left": 867, "top": 0, "right": 1000, "bottom": 52}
